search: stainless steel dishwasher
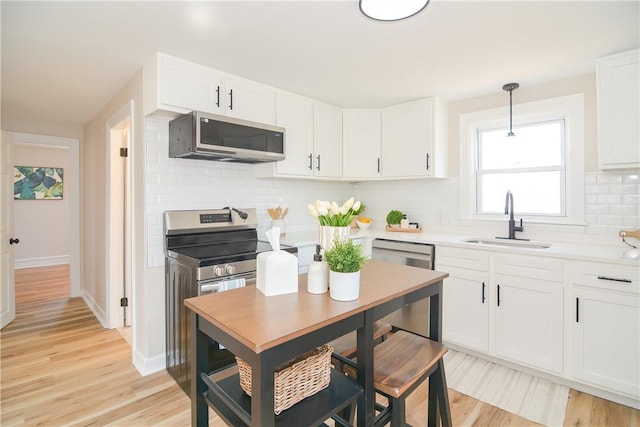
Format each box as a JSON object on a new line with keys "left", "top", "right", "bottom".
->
{"left": 371, "top": 238, "right": 435, "bottom": 337}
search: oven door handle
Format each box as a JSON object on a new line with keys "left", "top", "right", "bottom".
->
{"left": 199, "top": 272, "right": 256, "bottom": 295}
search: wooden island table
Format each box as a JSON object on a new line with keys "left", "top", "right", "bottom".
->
{"left": 185, "top": 259, "right": 449, "bottom": 427}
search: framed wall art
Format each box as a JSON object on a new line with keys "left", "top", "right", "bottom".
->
{"left": 14, "top": 166, "right": 64, "bottom": 200}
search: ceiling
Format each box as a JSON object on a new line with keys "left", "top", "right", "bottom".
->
{"left": 2, "top": 1, "right": 638, "bottom": 128}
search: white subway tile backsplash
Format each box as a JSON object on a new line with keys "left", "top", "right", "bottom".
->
{"left": 596, "top": 174, "right": 623, "bottom": 184}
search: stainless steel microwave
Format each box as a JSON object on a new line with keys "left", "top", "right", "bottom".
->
{"left": 169, "top": 111, "right": 285, "bottom": 163}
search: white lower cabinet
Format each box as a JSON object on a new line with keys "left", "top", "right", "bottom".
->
{"left": 439, "top": 247, "right": 490, "bottom": 353}
{"left": 572, "top": 262, "right": 640, "bottom": 398}
{"left": 442, "top": 266, "right": 490, "bottom": 352}
{"left": 494, "top": 254, "right": 564, "bottom": 374}
{"left": 439, "top": 245, "right": 640, "bottom": 405}
{"left": 439, "top": 248, "right": 564, "bottom": 374}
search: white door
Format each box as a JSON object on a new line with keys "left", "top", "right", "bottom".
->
{"left": 1, "top": 131, "right": 16, "bottom": 328}
{"left": 107, "top": 101, "right": 134, "bottom": 329}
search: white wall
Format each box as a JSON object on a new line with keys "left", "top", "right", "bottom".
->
{"left": 12, "top": 143, "right": 71, "bottom": 268}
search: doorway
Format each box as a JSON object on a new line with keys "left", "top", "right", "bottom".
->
{"left": 106, "top": 101, "right": 133, "bottom": 337}
{"left": 1, "top": 132, "right": 80, "bottom": 329}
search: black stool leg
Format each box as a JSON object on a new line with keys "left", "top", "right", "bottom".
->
{"left": 390, "top": 396, "right": 407, "bottom": 427}
{"left": 435, "top": 360, "right": 452, "bottom": 427}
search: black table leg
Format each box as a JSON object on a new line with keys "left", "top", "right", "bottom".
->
{"left": 191, "top": 313, "right": 209, "bottom": 427}
{"left": 356, "top": 309, "right": 375, "bottom": 427}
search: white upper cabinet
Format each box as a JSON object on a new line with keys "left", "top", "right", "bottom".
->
{"left": 596, "top": 49, "right": 640, "bottom": 169}
{"left": 343, "top": 109, "right": 381, "bottom": 179}
{"left": 313, "top": 102, "right": 343, "bottom": 178}
{"left": 144, "top": 53, "right": 222, "bottom": 116}
{"left": 381, "top": 98, "right": 448, "bottom": 178}
{"left": 224, "top": 74, "right": 276, "bottom": 125}
{"left": 144, "top": 53, "right": 276, "bottom": 125}
{"left": 272, "top": 91, "right": 314, "bottom": 177}
{"left": 258, "top": 94, "right": 342, "bottom": 178}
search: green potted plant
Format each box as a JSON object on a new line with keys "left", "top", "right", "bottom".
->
{"left": 323, "top": 238, "right": 368, "bottom": 301}
{"left": 386, "top": 210, "right": 404, "bottom": 228}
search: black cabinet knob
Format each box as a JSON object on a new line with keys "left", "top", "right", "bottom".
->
{"left": 9, "top": 238, "right": 20, "bottom": 245}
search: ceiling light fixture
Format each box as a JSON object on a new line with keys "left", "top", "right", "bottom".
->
{"left": 359, "top": 0, "right": 430, "bottom": 22}
{"left": 502, "top": 82, "right": 519, "bottom": 137}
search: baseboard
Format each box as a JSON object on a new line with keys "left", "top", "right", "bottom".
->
{"left": 133, "top": 348, "right": 166, "bottom": 376}
{"left": 14, "top": 256, "right": 70, "bottom": 269}
{"left": 81, "top": 291, "right": 107, "bottom": 328}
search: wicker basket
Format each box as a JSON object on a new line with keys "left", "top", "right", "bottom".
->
{"left": 236, "top": 344, "right": 333, "bottom": 415}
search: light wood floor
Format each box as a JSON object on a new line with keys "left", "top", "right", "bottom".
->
{"left": 2, "top": 266, "right": 638, "bottom": 426}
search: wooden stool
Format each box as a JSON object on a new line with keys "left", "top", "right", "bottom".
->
{"left": 337, "top": 330, "right": 452, "bottom": 427}
{"left": 329, "top": 320, "right": 393, "bottom": 359}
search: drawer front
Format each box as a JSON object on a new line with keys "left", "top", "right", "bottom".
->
{"left": 573, "top": 261, "right": 640, "bottom": 294}
{"left": 436, "top": 246, "right": 489, "bottom": 271}
{"left": 494, "top": 254, "right": 564, "bottom": 283}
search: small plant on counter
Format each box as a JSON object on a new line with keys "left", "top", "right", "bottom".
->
{"left": 386, "top": 210, "right": 404, "bottom": 226}
{"left": 323, "top": 239, "right": 368, "bottom": 273}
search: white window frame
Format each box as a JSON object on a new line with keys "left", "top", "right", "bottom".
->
{"left": 460, "top": 94, "right": 585, "bottom": 226}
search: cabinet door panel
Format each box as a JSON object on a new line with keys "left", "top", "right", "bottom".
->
{"left": 275, "top": 92, "right": 313, "bottom": 176}
{"left": 159, "top": 55, "right": 222, "bottom": 114}
{"left": 313, "top": 103, "right": 343, "bottom": 178}
{"left": 343, "top": 110, "right": 381, "bottom": 178}
{"left": 382, "top": 99, "right": 432, "bottom": 177}
{"left": 442, "top": 266, "right": 489, "bottom": 352}
{"left": 225, "top": 75, "right": 276, "bottom": 125}
{"left": 597, "top": 49, "right": 640, "bottom": 169}
{"left": 574, "top": 289, "right": 640, "bottom": 397}
{"left": 495, "top": 275, "right": 563, "bottom": 373}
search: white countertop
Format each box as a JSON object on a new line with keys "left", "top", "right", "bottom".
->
{"left": 281, "top": 226, "right": 640, "bottom": 267}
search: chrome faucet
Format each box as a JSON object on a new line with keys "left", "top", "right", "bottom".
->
{"left": 498, "top": 190, "right": 528, "bottom": 241}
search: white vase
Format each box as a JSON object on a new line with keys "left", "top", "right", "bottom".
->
{"left": 329, "top": 270, "right": 360, "bottom": 301}
{"left": 318, "top": 226, "right": 351, "bottom": 252}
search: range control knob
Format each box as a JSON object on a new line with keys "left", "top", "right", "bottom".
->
{"left": 225, "top": 264, "right": 237, "bottom": 275}
{"left": 213, "top": 265, "right": 225, "bottom": 277}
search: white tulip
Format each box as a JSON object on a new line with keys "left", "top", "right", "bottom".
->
{"left": 318, "top": 200, "right": 330, "bottom": 210}
{"left": 318, "top": 206, "right": 329, "bottom": 216}
{"left": 307, "top": 204, "right": 319, "bottom": 217}
{"left": 330, "top": 202, "right": 340, "bottom": 215}
{"left": 342, "top": 197, "right": 354, "bottom": 210}
{"left": 352, "top": 200, "right": 361, "bottom": 212}
{"left": 339, "top": 206, "right": 349, "bottom": 215}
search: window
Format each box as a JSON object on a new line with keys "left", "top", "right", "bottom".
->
{"left": 477, "top": 120, "right": 565, "bottom": 216}
{"left": 460, "top": 94, "right": 584, "bottom": 225}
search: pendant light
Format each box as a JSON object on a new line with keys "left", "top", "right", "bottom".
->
{"left": 359, "top": 0, "right": 430, "bottom": 22}
{"left": 502, "top": 82, "right": 519, "bottom": 137}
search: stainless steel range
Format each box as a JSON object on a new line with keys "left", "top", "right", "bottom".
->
{"left": 164, "top": 207, "right": 297, "bottom": 395}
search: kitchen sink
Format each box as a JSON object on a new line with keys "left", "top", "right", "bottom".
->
{"left": 463, "top": 238, "right": 551, "bottom": 249}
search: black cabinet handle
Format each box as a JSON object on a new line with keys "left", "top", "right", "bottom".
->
{"left": 308, "top": 154, "right": 313, "bottom": 170}
{"left": 316, "top": 154, "right": 321, "bottom": 171}
{"left": 377, "top": 157, "right": 380, "bottom": 173}
{"left": 576, "top": 297, "right": 579, "bottom": 323}
{"left": 229, "top": 89, "right": 233, "bottom": 110}
{"left": 481, "top": 282, "right": 485, "bottom": 303}
{"left": 216, "top": 86, "right": 220, "bottom": 108}
{"left": 426, "top": 153, "right": 430, "bottom": 170}
{"left": 9, "top": 238, "right": 20, "bottom": 245}
{"left": 597, "top": 276, "right": 632, "bottom": 283}
{"left": 497, "top": 284, "right": 501, "bottom": 306}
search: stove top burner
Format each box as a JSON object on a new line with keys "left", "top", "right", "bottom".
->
{"left": 168, "top": 240, "right": 292, "bottom": 267}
